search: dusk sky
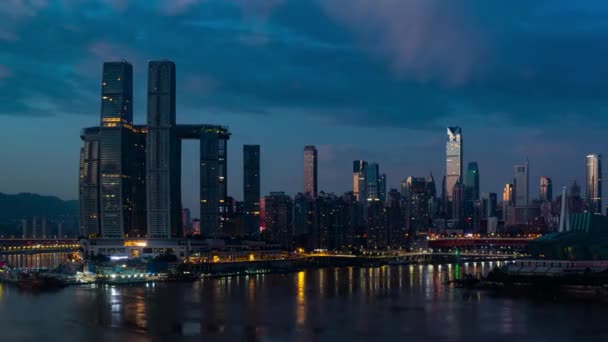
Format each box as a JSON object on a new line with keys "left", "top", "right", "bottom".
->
{"left": 2, "top": 0, "right": 608, "bottom": 213}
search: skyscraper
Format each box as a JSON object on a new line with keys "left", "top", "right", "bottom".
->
{"left": 452, "top": 180, "right": 465, "bottom": 223}
{"left": 502, "top": 183, "right": 514, "bottom": 221}
{"left": 99, "top": 61, "right": 135, "bottom": 238}
{"left": 465, "top": 162, "right": 480, "bottom": 201}
{"left": 303, "top": 146, "right": 318, "bottom": 197}
{"left": 353, "top": 160, "right": 367, "bottom": 202}
{"left": 378, "top": 173, "right": 387, "bottom": 204}
{"left": 540, "top": 176, "right": 553, "bottom": 202}
{"left": 446, "top": 127, "right": 463, "bottom": 218}
{"left": 263, "top": 192, "right": 293, "bottom": 248}
{"left": 586, "top": 154, "right": 602, "bottom": 214}
{"left": 513, "top": 160, "right": 529, "bottom": 208}
{"left": 200, "top": 126, "right": 230, "bottom": 238}
{"left": 243, "top": 145, "right": 261, "bottom": 237}
{"left": 79, "top": 127, "right": 100, "bottom": 237}
{"left": 365, "top": 163, "right": 380, "bottom": 202}
{"left": 146, "top": 60, "right": 180, "bottom": 238}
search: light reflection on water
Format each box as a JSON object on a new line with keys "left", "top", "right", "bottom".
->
{"left": 0, "top": 261, "right": 607, "bottom": 341}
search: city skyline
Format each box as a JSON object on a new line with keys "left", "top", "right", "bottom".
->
{"left": 2, "top": 1, "right": 608, "bottom": 214}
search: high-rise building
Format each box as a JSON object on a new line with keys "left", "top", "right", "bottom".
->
{"left": 445, "top": 127, "right": 463, "bottom": 208}
{"left": 513, "top": 160, "right": 529, "bottom": 208}
{"left": 481, "top": 192, "right": 497, "bottom": 218}
{"left": 79, "top": 127, "right": 100, "bottom": 237}
{"left": 465, "top": 162, "right": 480, "bottom": 201}
{"left": 502, "top": 183, "right": 514, "bottom": 221}
{"left": 540, "top": 176, "right": 553, "bottom": 202}
{"left": 452, "top": 180, "right": 465, "bottom": 223}
{"left": 181, "top": 208, "right": 192, "bottom": 233}
{"left": 303, "top": 146, "right": 318, "bottom": 197}
{"left": 243, "top": 145, "right": 261, "bottom": 237}
{"left": 353, "top": 160, "right": 368, "bottom": 202}
{"left": 99, "top": 61, "right": 137, "bottom": 238}
{"left": 263, "top": 192, "right": 293, "bottom": 248}
{"left": 586, "top": 154, "right": 602, "bottom": 214}
{"left": 378, "top": 173, "right": 387, "bottom": 204}
{"left": 401, "top": 177, "right": 431, "bottom": 236}
{"left": 365, "top": 163, "right": 380, "bottom": 202}
{"left": 200, "top": 126, "right": 230, "bottom": 238}
{"left": 146, "top": 60, "right": 180, "bottom": 238}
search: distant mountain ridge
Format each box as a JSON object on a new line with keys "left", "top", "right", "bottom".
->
{"left": 0, "top": 192, "right": 78, "bottom": 223}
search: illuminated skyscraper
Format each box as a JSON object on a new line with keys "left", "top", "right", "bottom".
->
{"left": 79, "top": 127, "right": 100, "bottom": 237}
{"left": 540, "top": 176, "right": 553, "bottom": 202}
{"left": 502, "top": 183, "right": 514, "bottom": 221}
{"left": 366, "top": 163, "right": 380, "bottom": 202}
{"left": 446, "top": 127, "right": 463, "bottom": 216}
{"left": 99, "top": 61, "right": 136, "bottom": 238}
{"left": 513, "top": 160, "right": 529, "bottom": 208}
{"left": 586, "top": 154, "right": 602, "bottom": 214}
{"left": 146, "top": 60, "right": 181, "bottom": 238}
{"left": 244, "top": 145, "right": 261, "bottom": 237}
{"left": 200, "top": 126, "right": 230, "bottom": 238}
{"left": 378, "top": 173, "right": 387, "bottom": 203}
{"left": 303, "top": 146, "right": 318, "bottom": 197}
{"left": 353, "top": 160, "right": 368, "bottom": 202}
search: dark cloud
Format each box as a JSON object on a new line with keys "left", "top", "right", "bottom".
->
{"left": 1, "top": 0, "right": 608, "bottom": 127}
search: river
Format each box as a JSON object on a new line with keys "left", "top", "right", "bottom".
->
{"left": 0, "top": 261, "right": 607, "bottom": 341}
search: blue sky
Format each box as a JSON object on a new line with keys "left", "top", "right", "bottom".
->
{"left": 1, "top": 0, "right": 608, "bottom": 212}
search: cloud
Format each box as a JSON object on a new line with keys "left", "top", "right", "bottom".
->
{"left": 318, "top": 0, "right": 483, "bottom": 86}
{"left": 160, "top": 0, "right": 203, "bottom": 16}
{"left": 0, "top": 65, "right": 12, "bottom": 79}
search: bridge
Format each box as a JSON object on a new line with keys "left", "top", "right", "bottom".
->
{"left": 428, "top": 237, "right": 533, "bottom": 249}
{"left": 0, "top": 238, "right": 81, "bottom": 255}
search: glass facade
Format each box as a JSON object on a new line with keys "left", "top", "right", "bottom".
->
{"left": 353, "top": 160, "right": 367, "bottom": 202}
{"left": 586, "top": 154, "right": 602, "bottom": 214}
{"left": 146, "top": 61, "right": 180, "bottom": 238}
{"left": 513, "top": 161, "right": 529, "bottom": 208}
{"left": 243, "top": 145, "right": 261, "bottom": 237}
{"left": 99, "top": 61, "right": 134, "bottom": 238}
{"left": 445, "top": 127, "right": 463, "bottom": 205}
{"left": 79, "top": 128, "right": 100, "bottom": 237}
{"left": 303, "top": 146, "right": 318, "bottom": 197}
{"left": 540, "top": 176, "right": 553, "bottom": 202}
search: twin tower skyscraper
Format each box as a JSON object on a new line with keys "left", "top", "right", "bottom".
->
{"left": 80, "top": 60, "right": 235, "bottom": 239}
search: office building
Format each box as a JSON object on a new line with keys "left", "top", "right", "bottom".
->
{"left": 540, "top": 176, "right": 553, "bottom": 202}
{"left": 79, "top": 127, "right": 100, "bottom": 237}
{"left": 200, "top": 126, "right": 230, "bottom": 238}
{"left": 365, "top": 163, "right": 380, "bottom": 202}
{"left": 243, "top": 145, "right": 261, "bottom": 237}
{"left": 401, "top": 177, "right": 431, "bottom": 236}
{"left": 303, "top": 146, "right": 318, "bottom": 197}
{"left": 452, "top": 180, "right": 465, "bottom": 223}
{"left": 353, "top": 160, "right": 367, "bottom": 202}
{"left": 513, "top": 160, "right": 529, "bottom": 208}
{"left": 502, "top": 183, "right": 514, "bottom": 221}
{"left": 378, "top": 173, "right": 387, "bottom": 204}
{"left": 445, "top": 127, "right": 463, "bottom": 209}
{"left": 586, "top": 154, "right": 602, "bottom": 214}
{"left": 146, "top": 60, "right": 180, "bottom": 238}
{"left": 465, "top": 162, "right": 480, "bottom": 201}
{"left": 263, "top": 192, "right": 293, "bottom": 248}
{"left": 99, "top": 61, "right": 139, "bottom": 238}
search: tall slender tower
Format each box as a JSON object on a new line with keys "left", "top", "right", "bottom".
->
{"left": 146, "top": 60, "right": 180, "bottom": 238}
{"left": 446, "top": 127, "right": 463, "bottom": 216}
{"left": 353, "top": 160, "right": 368, "bottom": 202}
{"left": 244, "top": 145, "right": 261, "bottom": 237}
{"left": 79, "top": 127, "right": 101, "bottom": 237}
{"left": 99, "top": 61, "right": 134, "bottom": 238}
{"left": 303, "top": 146, "right": 318, "bottom": 197}
{"left": 539, "top": 176, "right": 553, "bottom": 202}
{"left": 586, "top": 154, "right": 602, "bottom": 214}
{"left": 465, "top": 162, "right": 480, "bottom": 201}
{"left": 365, "top": 163, "right": 380, "bottom": 202}
{"left": 513, "top": 160, "right": 529, "bottom": 208}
